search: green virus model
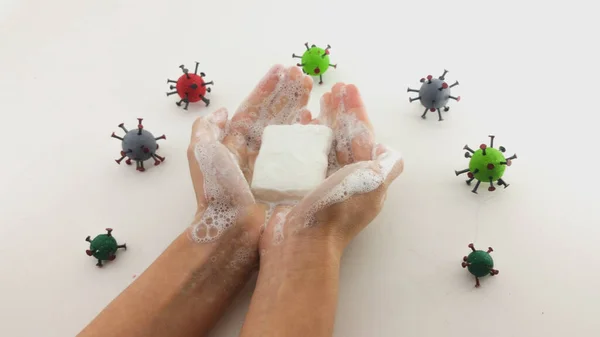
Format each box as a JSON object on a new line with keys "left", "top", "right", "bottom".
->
{"left": 454, "top": 135, "right": 517, "bottom": 193}
{"left": 462, "top": 243, "right": 499, "bottom": 287}
{"left": 85, "top": 228, "right": 127, "bottom": 267}
{"left": 292, "top": 42, "right": 337, "bottom": 84}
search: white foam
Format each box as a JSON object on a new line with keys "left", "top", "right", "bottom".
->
{"left": 304, "top": 163, "right": 384, "bottom": 227}
{"left": 272, "top": 207, "right": 291, "bottom": 245}
{"left": 189, "top": 141, "right": 254, "bottom": 244}
{"left": 318, "top": 87, "right": 374, "bottom": 176}
{"left": 230, "top": 66, "right": 311, "bottom": 152}
{"left": 374, "top": 145, "right": 402, "bottom": 180}
{"left": 284, "top": 147, "right": 402, "bottom": 231}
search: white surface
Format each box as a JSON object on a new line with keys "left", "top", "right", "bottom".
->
{"left": 0, "top": 0, "right": 599, "bottom": 336}
{"left": 252, "top": 124, "right": 333, "bottom": 201}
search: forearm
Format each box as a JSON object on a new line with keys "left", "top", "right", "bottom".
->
{"left": 240, "top": 238, "right": 343, "bottom": 337}
{"left": 78, "top": 224, "right": 260, "bottom": 337}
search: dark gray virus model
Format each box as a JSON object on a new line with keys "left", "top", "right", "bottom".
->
{"left": 111, "top": 118, "right": 166, "bottom": 172}
{"left": 407, "top": 69, "right": 461, "bottom": 121}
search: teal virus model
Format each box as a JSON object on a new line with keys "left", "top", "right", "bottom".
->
{"left": 462, "top": 243, "right": 499, "bottom": 287}
{"left": 85, "top": 228, "right": 127, "bottom": 267}
{"left": 454, "top": 135, "right": 517, "bottom": 193}
{"left": 292, "top": 42, "right": 337, "bottom": 84}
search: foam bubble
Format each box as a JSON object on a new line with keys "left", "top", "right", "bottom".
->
{"left": 272, "top": 208, "right": 291, "bottom": 245}
{"left": 227, "top": 246, "right": 254, "bottom": 271}
{"left": 256, "top": 199, "right": 297, "bottom": 244}
{"left": 305, "top": 164, "right": 384, "bottom": 227}
{"left": 232, "top": 67, "right": 310, "bottom": 152}
{"left": 189, "top": 141, "right": 253, "bottom": 244}
{"left": 293, "top": 147, "right": 402, "bottom": 229}
{"left": 374, "top": 146, "right": 402, "bottom": 180}
{"left": 319, "top": 90, "right": 373, "bottom": 176}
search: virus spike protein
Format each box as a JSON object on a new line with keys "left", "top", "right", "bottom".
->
{"left": 461, "top": 243, "right": 499, "bottom": 287}
{"left": 111, "top": 118, "right": 166, "bottom": 172}
{"left": 166, "top": 62, "right": 213, "bottom": 109}
{"left": 293, "top": 42, "right": 337, "bottom": 85}
{"left": 85, "top": 228, "right": 127, "bottom": 267}
{"left": 407, "top": 69, "right": 460, "bottom": 121}
{"left": 454, "top": 135, "right": 517, "bottom": 193}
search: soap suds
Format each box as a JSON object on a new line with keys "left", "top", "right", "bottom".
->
{"left": 230, "top": 66, "right": 311, "bottom": 152}
{"left": 304, "top": 164, "right": 383, "bottom": 227}
{"left": 272, "top": 207, "right": 292, "bottom": 245}
{"left": 258, "top": 200, "right": 297, "bottom": 244}
{"left": 318, "top": 85, "right": 375, "bottom": 176}
{"left": 189, "top": 141, "right": 255, "bottom": 244}
{"left": 281, "top": 147, "right": 402, "bottom": 237}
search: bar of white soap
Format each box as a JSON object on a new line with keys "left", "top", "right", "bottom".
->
{"left": 251, "top": 124, "right": 334, "bottom": 202}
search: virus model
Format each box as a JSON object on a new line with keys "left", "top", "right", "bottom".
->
{"left": 454, "top": 135, "right": 517, "bottom": 193}
{"left": 407, "top": 69, "right": 460, "bottom": 121}
{"left": 292, "top": 42, "right": 337, "bottom": 84}
{"left": 111, "top": 118, "right": 166, "bottom": 172}
{"left": 462, "top": 243, "right": 499, "bottom": 287}
{"left": 85, "top": 228, "right": 127, "bottom": 267}
{"left": 166, "top": 62, "right": 213, "bottom": 109}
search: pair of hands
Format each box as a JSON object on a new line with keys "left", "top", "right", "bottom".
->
{"left": 187, "top": 64, "right": 403, "bottom": 253}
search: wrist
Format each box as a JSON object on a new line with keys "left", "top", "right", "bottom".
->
{"left": 261, "top": 234, "right": 343, "bottom": 273}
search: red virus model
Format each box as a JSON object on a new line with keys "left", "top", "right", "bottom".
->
{"left": 166, "top": 62, "right": 213, "bottom": 110}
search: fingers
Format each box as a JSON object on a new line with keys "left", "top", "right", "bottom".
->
{"left": 188, "top": 109, "right": 255, "bottom": 212}
{"left": 351, "top": 132, "right": 375, "bottom": 162}
{"left": 373, "top": 145, "right": 404, "bottom": 187}
{"left": 317, "top": 92, "right": 334, "bottom": 127}
{"left": 222, "top": 131, "right": 248, "bottom": 174}
{"left": 318, "top": 83, "right": 376, "bottom": 166}
{"left": 188, "top": 109, "right": 229, "bottom": 210}
{"left": 195, "top": 141, "right": 255, "bottom": 208}
{"left": 342, "top": 84, "right": 373, "bottom": 132}
{"left": 242, "top": 64, "right": 287, "bottom": 108}
{"left": 229, "top": 65, "right": 287, "bottom": 131}
{"left": 297, "top": 108, "right": 313, "bottom": 125}
{"left": 268, "top": 66, "right": 313, "bottom": 123}
{"left": 190, "top": 107, "right": 229, "bottom": 145}
{"left": 246, "top": 150, "right": 258, "bottom": 184}
{"left": 188, "top": 145, "right": 207, "bottom": 212}
{"left": 331, "top": 82, "right": 346, "bottom": 108}
{"left": 261, "top": 205, "right": 293, "bottom": 246}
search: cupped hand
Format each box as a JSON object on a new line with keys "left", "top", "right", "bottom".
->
{"left": 222, "top": 64, "right": 314, "bottom": 182}
{"left": 186, "top": 108, "right": 261, "bottom": 243}
{"left": 260, "top": 83, "right": 404, "bottom": 252}
{"left": 186, "top": 64, "right": 314, "bottom": 243}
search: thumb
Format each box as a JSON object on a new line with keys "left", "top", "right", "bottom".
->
{"left": 297, "top": 108, "right": 313, "bottom": 125}
{"left": 372, "top": 144, "right": 404, "bottom": 188}
{"left": 190, "top": 107, "right": 229, "bottom": 145}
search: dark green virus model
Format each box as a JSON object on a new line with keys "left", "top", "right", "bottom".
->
{"left": 85, "top": 228, "right": 127, "bottom": 267}
{"left": 455, "top": 135, "right": 517, "bottom": 193}
{"left": 462, "top": 243, "right": 499, "bottom": 287}
{"left": 292, "top": 42, "right": 337, "bottom": 84}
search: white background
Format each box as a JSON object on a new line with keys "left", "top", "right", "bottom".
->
{"left": 1, "top": 0, "right": 599, "bottom": 336}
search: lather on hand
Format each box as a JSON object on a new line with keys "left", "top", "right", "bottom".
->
{"left": 240, "top": 81, "right": 404, "bottom": 337}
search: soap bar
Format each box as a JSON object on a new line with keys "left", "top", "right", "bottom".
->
{"left": 251, "top": 124, "right": 334, "bottom": 202}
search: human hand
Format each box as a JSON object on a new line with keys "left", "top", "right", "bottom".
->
{"left": 186, "top": 107, "right": 261, "bottom": 243}
{"left": 222, "top": 64, "right": 314, "bottom": 183}
{"left": 186, "top": 64, "right": 314, "bottom": 243}
{"left": 260, "top": 83, "right": 404, "bottom": 254}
